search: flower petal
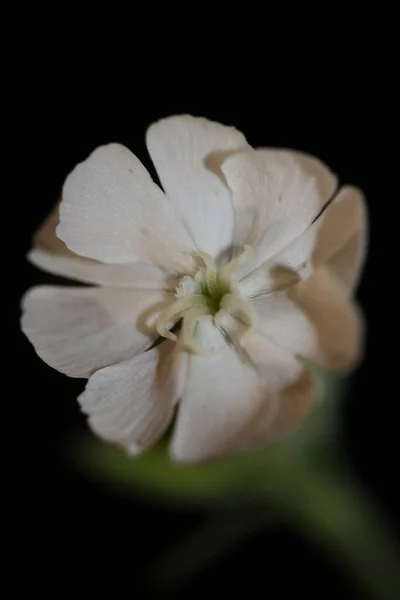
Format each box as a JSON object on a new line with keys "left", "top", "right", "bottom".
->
{"left": 240, "top": 369, "right": 316, "bottom": 450}
{"left": 170, "top": 317, "right": 266, "bottom": 464}
{"left": 221, "top": 147, "right": 337, "bottom": 276}
{"left": 146, "top": 115, "right": 248, "bottom": 259}
{"left": 33, "top": 201, "right": 74, "bottom": 256}
{"left": 79, "top": 341, "right": 185, "bottom": 454}
{"left": 29, "top": 249, "right": 177, "bottom": 290}
{"left": 240, "top": 186, "right": 367, "bottom": 297}
{"left": 30, "top": 203, "right": 178, "bottom": 289}
{"left": 21, "top": 285, "right": 173, "bottom": 377}
{"left": 215, "top": 312, "right": 315, "bottom": 450}
{"left": 251, "top": 267, "right": 363, "bottom": 372}
{"left": 321, "top": 188, "right": 368, "bottom": 291}
{"left": 58, "top": 144, "right": 195, "bottom": 271}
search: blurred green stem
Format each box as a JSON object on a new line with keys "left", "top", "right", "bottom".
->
{"left": 154, "top": 449, "right": 400, "bottom": 599}
{"left": 260, "top": 451, "right": 400, "bottom": 600}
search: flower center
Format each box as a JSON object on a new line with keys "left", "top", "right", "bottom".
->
{"left": 156, "top": 246, "right": 258, "bottom": 353}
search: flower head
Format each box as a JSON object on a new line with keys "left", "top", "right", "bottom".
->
{"left": 21, "top": 115, "right": 367, "bottom": 463}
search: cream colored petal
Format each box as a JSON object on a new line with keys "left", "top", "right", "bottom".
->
{"left": 215, "top": 312, "right": 315, "bottom": 450}
{"left": 221, "top": 147, "right": 337, "bottom": 277}
{"left": 79, "top": 341, "right": 185, "bottom": 454}
{"left": 29, "top": 249, "right": 178, "bottom": 291}
{"left": 323, "top": 188, "right": 368, "bottom": 291}
{"left": 240, "top": 186, "right": 367, "bottom": 297}
{"left": 58, "top": 144, "right": 195, "bottom": 272}
{"left": 170, "top": 316, "right": 302, "bottom": 464}
{"left": 33, "top": 201, "right": 77, "bottom": 257}
{"left": 308, "top": 186, "right": 367, "bottom": 288}
{"left": 30, "top": 203, "right": 178, "bottom": 289}
{"left": 251, "top": 267, "right": 363, "bottom": 372}
{"left": 241, "top": 369, "right": 316, "bottom": 450}
{"left": 170, "top": 317, "right": 263, "bottom": 463}
{"left": 216, "top": 310, "right": 303, "bottom": 391}
{"left": 21, "top": 285, "right": 173, "bottom": 378}
{"left": 146, "top": 115, "right": 248, "bottom": 259}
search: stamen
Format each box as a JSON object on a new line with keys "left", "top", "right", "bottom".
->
{"left": 187, "top": 250, "right": 218, "bottom": 298}
{"left": 219, "top": 292, "right": 258, "bottom": 344}
{"left": 156, "top": 294, "right": 209, "bottom": 341}
{"left": 219, "top": 245, "right": 253, "bottom": 282}
{"left": 157, "top": 245, "right": 256, "bottom": 352}
{"left": 180, "top": 307, "right": 212, "bottom": 355}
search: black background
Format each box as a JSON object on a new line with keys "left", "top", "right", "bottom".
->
{"left": 6, "top": 71, "right": 399, "bottom": 598}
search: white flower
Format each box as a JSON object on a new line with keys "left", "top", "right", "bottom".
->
{"left": 21, "top": 115, "right": 367, "bottom": 464}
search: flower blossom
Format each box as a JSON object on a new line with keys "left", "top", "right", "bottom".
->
{"left": 21, "top": 115, "right": 367, "bottom": 463}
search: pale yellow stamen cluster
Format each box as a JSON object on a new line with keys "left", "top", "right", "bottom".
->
{"left": 156, "top": 246, "right": 257, "bottom": 353}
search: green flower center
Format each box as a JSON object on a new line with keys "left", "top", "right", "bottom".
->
{"left": 156, "top": 246, "right": 257, "bottom": 354}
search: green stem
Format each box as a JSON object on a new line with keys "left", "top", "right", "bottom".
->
{"left": 149, "top": 450, "right": 400, "bottom": 599}
{"left": 257, "top": 452, "right": 400, "bottom": 600}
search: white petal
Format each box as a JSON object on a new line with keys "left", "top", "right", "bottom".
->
{"left": 251, "top": 268, "right": 363, "bottom": 372}
{"left": 216, "top": 310, "right": 302, "bottom": 387}
{"left": 241, "top": 369, "right": 316, "bottom": 450}
{"left": 29, "top": 249, "right": 177, "bottom": 290}
{"left": 240, "top": 186, "right": 367, "bottom": 297}
{"left": 58, "top": 144, "right": 195, "bottom": 271}
{"left": 33, "top": 201, "right": 74, "bottom": 256}
{"left": 322, "top": 188, "right": 368, "bottom": 291}
{"left": 170, "top": 317, "right": 265, "bottom": 464}
{"left": 79, "top": 341, "right": 186, "bottom": 454}
{"left": 21, "top": 285, "right": 173, "bottom": 377}
{"left": 146, "top": 115, "right": 248, "bottom": 259}
{"left": 216, "top": 313, "right": 315, "bottom": 450}
{"left": 29, "top": 203, "right": 178, "bottom": 289}
{"left": 221, "top": 147, "right": 337, "bottom": 276}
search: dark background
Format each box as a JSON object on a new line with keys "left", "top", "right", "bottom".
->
{"left": 6, "top": 71, "right": 399, "bottom": 598}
